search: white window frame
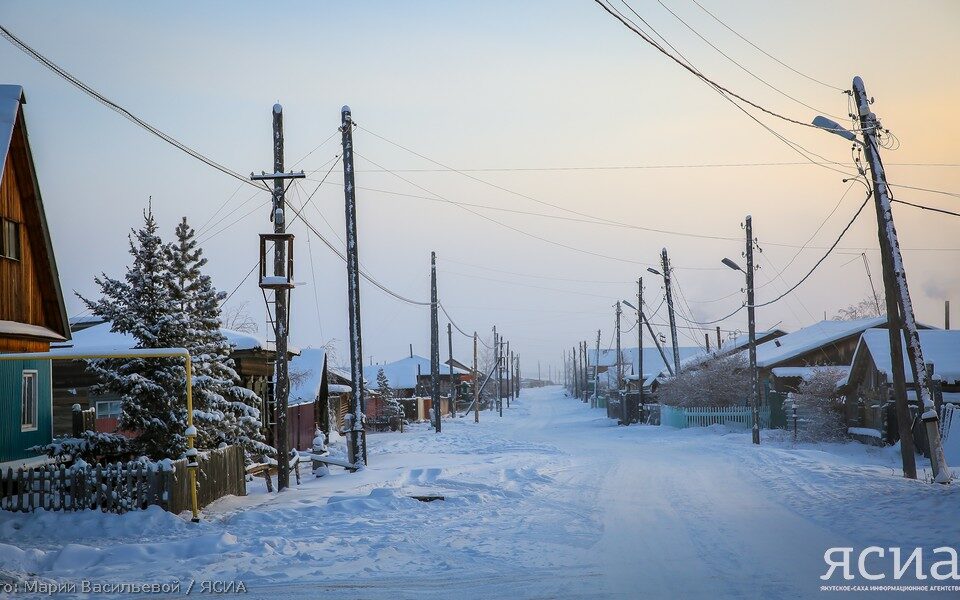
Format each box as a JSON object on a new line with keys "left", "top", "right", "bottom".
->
{"left": 1, "top": 218, "right": 20, "bottom": 261}
{"left": 95, "top": 399, "right": 122, "bottom": 420}
{"left": 21, "top": 370, "right": 38, "bottom": 432}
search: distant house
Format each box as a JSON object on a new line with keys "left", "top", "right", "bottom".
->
{"left": 364, "top": 354, "right": 468, "bottom": 399}
{"left": 49, "top": 320, "right": 296, "bottom": 446}
{"left": 842, "top": 328, "right": 960, "bottom": 441}
{"left": 749, "top": 317, "right": 930, "bottom": 394}
{"left": 0, "top": 85, "right": 71, "bottom": 464}
{"left": 289, "top": 347, "right": 355, "bottom": 444}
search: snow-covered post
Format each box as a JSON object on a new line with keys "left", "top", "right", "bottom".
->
{"left": 311, "top": 428, "right": 329, "bottom": 478}
{"left": 853, "top": 76, "right": 950, "bottom": 483}
{"left": 341, "top": 105, "right": 368, "bottom": 466}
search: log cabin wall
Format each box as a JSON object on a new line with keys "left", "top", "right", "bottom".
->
{"left": 0, "top": 103, "right": 66, "bottom": 351}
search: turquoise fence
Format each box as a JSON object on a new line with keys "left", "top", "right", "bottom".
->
{"left": 660, "top": 405, "right": 771, "bottom": 430}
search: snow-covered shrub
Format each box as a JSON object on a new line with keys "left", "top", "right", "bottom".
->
{"left": 792, "top": 368, "right": 848, "bottom": 442}
{"left": 31, "top": 431, "right": 134, "bottom": 464}
{"left": 656, "top": 354, "right": 751, "bottom": 408}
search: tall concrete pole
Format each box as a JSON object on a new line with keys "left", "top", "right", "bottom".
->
{"left": 853, "top": 76, "right": 947, "bottom": 481}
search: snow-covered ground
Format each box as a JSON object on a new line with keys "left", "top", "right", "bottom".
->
{"left": 1, "top": 386, "right": 957, "bottom": 598}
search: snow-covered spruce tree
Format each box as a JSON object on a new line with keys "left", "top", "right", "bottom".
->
{"left": 376, "top": 367, "right": 403, "bottom": 418}
{"left": 80, "top": 207, "right": 189, "bottom": 460}
{"left": 656, "top": 353, "right": 751, "bottom": 408}
{"left": 167, "top": 217, "right": 272, "bottom": 460}
{"left": 792, "top": 368, "right": 848, "bottom": 442}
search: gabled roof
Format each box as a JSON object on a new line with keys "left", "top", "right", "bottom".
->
{"left": 852, "top": 328, "right": 960, "bottom": 385}
{"left": 288, "top": 347, "right": 356, "bottom": 406}
{"left": 1, "top": 85, "right": 70, "bottom": 341}
{"left": 52, "top": 321, "right": 284, "bottom": 355}
{"left": 752, "top": 317, "right": 887, "bottom": 368}
{"left": 590, "top": 346, "right": 702, "bottom": 378}
{"left": 364, "top": 354, "right": 467, "bottom": 390}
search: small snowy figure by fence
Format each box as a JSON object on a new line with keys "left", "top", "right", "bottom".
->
{"left": 312, "top": 428, "right": 329, "bottom": 478}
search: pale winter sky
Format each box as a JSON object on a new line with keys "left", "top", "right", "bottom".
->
{"left": 3, "top": 1, "right": 959, "bottom": 377}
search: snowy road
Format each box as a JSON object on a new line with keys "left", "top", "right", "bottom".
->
{"left": 1, "top": 386, "right": 957, "bottom": 599}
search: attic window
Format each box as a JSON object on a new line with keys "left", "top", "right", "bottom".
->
{"left": 1, "top": 218, "right": 20, "bottom": 261}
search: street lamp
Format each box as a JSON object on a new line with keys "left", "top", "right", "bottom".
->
{"left": 646, "top": 267, "right": 661, "bottom": 276}
{"left": 721, "top": 258, "right": 743, "bottom": 273}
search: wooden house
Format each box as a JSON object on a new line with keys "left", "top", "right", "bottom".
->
{"left": 288, "top": 347, "right": 356, "bottom": 447}
{"left": 0, "top": 85, "right": 71, "bottom": 464}
{"left": 50, "top": 320, "right": 294, "bottom": 443}
{"left": 842, "top": 328, "right": 960, "bottom": 442}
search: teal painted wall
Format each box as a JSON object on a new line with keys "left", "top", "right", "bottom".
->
{"left": 0, "top": 359, "right": 52, "bottom": 462}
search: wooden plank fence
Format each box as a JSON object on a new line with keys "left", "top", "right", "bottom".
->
{"left": 660, "top": 405, "right": 771, "bottom": 430}
{"left": 0, "top": 445, "right": 245, "bottom": 515}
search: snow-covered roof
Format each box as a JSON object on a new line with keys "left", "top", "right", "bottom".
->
{"left": 52, "top": 321, "right": 292, "bottom": 355}
{"left": 289, "top": 347, "right": 326, "bottom": 406}
{"left": 589, "top": 347, "right": 701, "bottom": 374}
{"left": 854, "top": 328, "right": 960, "bottom": 385}
{"left": 0, "top": 320, "right": 66, "bottom": 342}
{"left": 752, "top": 317, "right": 887, "bottom": 368}
{"left": 771, "top": 366, "right": 850, "bottom": 382}
{"left": 363, "top": 355, "right": 467, "bottom": 390}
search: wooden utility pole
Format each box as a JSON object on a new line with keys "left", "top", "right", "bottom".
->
{"left": 946, "top": 301, "right": 951, "bottom": 330}
{"left": 705, "top": 334, "right": 710, "bottom": 352}
{"left": 745, "top": 216, "right": 760, "bottom": 446}
{"left": 498, "top": 340, "right": 505, "bottom": 417}
{"left": 661, "top": 249, "right": 681, "bottom": 376}
{"left": 447, "top": 322, "right": 454, "bottom": 412}
{"left": 853, "top": 76, "right": 948, "bottom": 481}
{"left": 571, "top": 347, "right": 578, "bottom": 398}
{"left": 593, "top": 330, "right": 601, "bottom": 408}
{"left": 716, "top": 326, "right": 722, "bottom": 350}
{"left": 615, "top": 301, "right": 625, "bottom": 423}
{"left": 515, "top": 354, "right": 520, "bottom": 397}
{"left": 492, "top": 326, "right": 498, "bottom": 412}
{"left": 340, "top": 106, "right": 367, "bottom": 466}
{"left": 638, "top": 278, "right": 644, "bottom": 422}
{"left": 473, "top": 332, "right": 479, "bottom": 423}
{"left": 506, "top": 340, "right": 511, "bottom": 408}
{"left": 581, "top": 340, "right": 588, "bottom": 402}
{"left": 431, "top": 252, "right": 441, "bottom": 433}
{"left": 251, "top": 103, "right": 304, "bottom": 489}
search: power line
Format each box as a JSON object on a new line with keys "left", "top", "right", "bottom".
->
{"left": 352, "top": 149, "right": 727, "bottom": 271}
{"left": 753, "top": 190, "right": 872, "bottom": 308}
{"left": 344, "top": 161, "right": 960, "bottom": 173}
{"left": 688, "top": 0, "right": 845, "bottom": 92}
{"left": 892, "top": 198, "right": 960, "bottom": 218}
{"left": 651, "top": 0, "right": 846, "bottom": 120}
{"left": 0, "top": 24, "right": 267, "bottom": 192}
{"left": 594, "top": 0, "right": 820, "bottom": 130}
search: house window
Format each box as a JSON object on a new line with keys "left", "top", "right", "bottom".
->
{"left": 21, "top": 370, "right": 38, "bottom": 431}
{"left": 95, "top": 400, "right": 122, "bottom": 420}
{"left": 1, "top": 218, "right": 21, "bottom": 260}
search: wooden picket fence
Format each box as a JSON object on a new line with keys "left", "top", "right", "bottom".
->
{"left": 660, "top": 404, "right": 771, "bottom": 430}
{"left": 0, "top": 445, "right": 245, "bottom": 515}
{"left": 0, "top": 461, "right": 171, "bottom": 514}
